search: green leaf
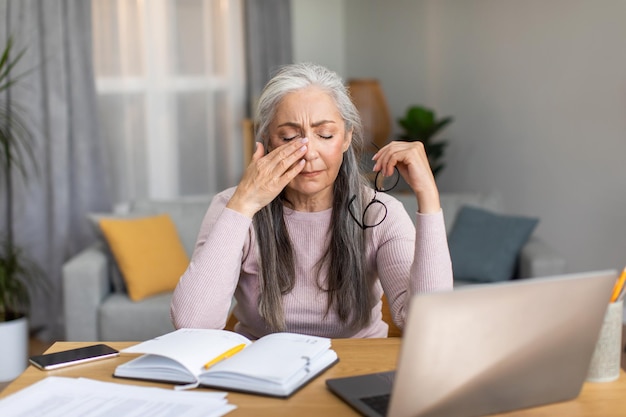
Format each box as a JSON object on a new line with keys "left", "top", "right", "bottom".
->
{"left": 0, "top": 37, "right": 29, "bottom": 93}
{"left": 396, "top": 105, "right": 453, "bottom": 177}
{"left": 430, "top": 117, "right": 454, "bottom": 136}
{"left": 0, "top": 35, "right": 44, "bottom": 322}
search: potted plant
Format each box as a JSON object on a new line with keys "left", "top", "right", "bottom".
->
{"left": 397, "top": 105, "right": 453, "bottom": 177}
{"left": 0, "top": 36, "right": 43, "bottom": 382}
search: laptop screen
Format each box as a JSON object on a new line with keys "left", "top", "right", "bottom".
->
{"left": 327, "top": 270, "right": 616, "bottom": 417}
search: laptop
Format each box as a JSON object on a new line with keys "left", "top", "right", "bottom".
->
{"left": 326, "top": 270, "right": 617, "bottom": 417}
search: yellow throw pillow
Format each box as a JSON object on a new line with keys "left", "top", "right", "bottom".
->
{"left": 98, "top": 214, "right": 190, "bottom": 301}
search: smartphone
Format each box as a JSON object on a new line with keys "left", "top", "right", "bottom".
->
{"left": 29, "top": 344, "right": 119, "bottom": 370}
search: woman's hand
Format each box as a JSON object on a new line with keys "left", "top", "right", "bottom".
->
{"left": 226, "top": 138, "right": 308, "bottom": 218}
{"left": 372, "top": 141, "right": 441, "bottom": 214}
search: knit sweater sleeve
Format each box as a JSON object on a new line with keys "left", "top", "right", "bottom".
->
{"left": 375, "top": 195, "right": 453, "bottom": 330}
{"left": 170, "top": 188, "right": 252, "bottom": 329}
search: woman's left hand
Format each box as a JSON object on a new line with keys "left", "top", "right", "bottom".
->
{"left": 372, "top": 141, "right": 441, "bottom": 213}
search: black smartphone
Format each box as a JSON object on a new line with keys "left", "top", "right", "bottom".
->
{"left": 29, "top": 344, "right": 119, "bottom": 370}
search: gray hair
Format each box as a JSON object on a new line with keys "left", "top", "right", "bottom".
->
{"left": 252, "top": 63, "right": 375, "bottom": 332}
{"left": 255, "top": 62, "right": 364, "bottom": 159}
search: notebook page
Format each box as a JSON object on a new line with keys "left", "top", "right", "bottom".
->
{"left": 122, "top": 328, "right": 252, "bottom": 375}
{"left": 203, "top": 332, "right": 331, "bottom": 382}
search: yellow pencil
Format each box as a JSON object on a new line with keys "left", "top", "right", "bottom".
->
{"left": 203, "top": 343, "right": 247, "bottom": 369}
{"left": 610, "top": 267, "right": 626, "bottom": 302}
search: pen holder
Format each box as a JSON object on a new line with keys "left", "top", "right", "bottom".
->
{"left": 586, "top": 299, "right": 623, "bottom": 382}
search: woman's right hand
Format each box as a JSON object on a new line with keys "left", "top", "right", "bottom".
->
{"left": 226, "top": 137, "right": 308, "bottom": 218}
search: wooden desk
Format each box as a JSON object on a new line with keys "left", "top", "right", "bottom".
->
{"left": 2, "top": 339, "right": 625, "bottom": 416}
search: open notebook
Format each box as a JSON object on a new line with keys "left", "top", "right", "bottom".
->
{"left": 326, "top": 270, "right": 617, "bottom": 417}
{"left": 114, "top": 329, "right": 338, "bottom": 398}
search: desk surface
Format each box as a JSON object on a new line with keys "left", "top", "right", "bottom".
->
{"left": 2, "top": 339, "right": 625, "bottom": 416}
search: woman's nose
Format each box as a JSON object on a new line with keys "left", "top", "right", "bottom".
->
{"left": 302, "top": 137, "right": 318, "bottom": 160}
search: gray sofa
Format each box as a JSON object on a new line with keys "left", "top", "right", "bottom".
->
{"left": 62, "top": 193, "right": 566, "bottom": 341}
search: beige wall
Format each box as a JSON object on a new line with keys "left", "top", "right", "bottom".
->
{"left": 293, "top": 0, "right": 626, "bottom": 273}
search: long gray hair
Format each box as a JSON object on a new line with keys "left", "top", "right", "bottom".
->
{"left": 253, "top": 63, "right": 376, "bottom": 332}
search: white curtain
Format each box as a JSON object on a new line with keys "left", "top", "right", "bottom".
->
{"left": 92, "top": 0, "right": 246, "bottom": 202}
{"left": 244, "top": 0, "right": 292, "bottom": 117}
{"left": 1, "top": 0, "right": 111, "bottom": 340}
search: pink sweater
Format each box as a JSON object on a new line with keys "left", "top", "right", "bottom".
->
{"left": 171, "top": 187, "right": 453, "bottom": 339}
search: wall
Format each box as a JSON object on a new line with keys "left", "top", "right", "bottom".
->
{"left": 291, "top": 0, "right": 346, "bottom": 75}
{"left": 293, "top": 0, "right": 626, "bottom": 274}
{"left": 344, "top": 0, "right": 433, "bottom": 118}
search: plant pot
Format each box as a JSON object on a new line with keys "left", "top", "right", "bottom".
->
{"left": 0, "top": 316, "right": 28, "bottom": 382}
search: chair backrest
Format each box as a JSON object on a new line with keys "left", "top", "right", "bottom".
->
{"left": 243, "top": 118, "right": 254, "bottom": 165}
{"left": 382, "top": 294, "right": 402, "bottom": 337}
{"left": 224, "top": 313, "right": 238, "bottom": 332}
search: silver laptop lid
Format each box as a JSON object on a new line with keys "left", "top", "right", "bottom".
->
{"left": 389, "top": 270, "right": 617, "bottom": 417}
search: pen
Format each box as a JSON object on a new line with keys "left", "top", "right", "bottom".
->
{"left": 203, "top": 343, "right": 246, "bottom": 369}
{"left": 610, "top": 267, "right": 626, "bottom": 303}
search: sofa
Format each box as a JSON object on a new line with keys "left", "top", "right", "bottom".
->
{"left": 62, "top": 193, "right": 566, "bottom": 341}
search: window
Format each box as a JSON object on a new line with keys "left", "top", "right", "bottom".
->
{"left": 92, "top": 0, "right": 245, "bottom": 202}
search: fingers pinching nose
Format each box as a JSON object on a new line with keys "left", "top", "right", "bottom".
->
{"left": 299, "top": 137, "right": 309, "bottom": 154}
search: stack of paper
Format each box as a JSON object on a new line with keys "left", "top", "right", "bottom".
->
{"left": 0, "top": 376, "right": 235, "bottom": 417}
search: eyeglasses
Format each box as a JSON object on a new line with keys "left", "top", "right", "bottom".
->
{"left": 348, "top": 168, "right": 400, "bottom": 230}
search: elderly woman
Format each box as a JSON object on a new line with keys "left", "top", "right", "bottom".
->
{"left": 171, "top": 63, "right": 452, "bottom": 338}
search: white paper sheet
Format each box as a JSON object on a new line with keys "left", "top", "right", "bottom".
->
{"left": 0, "top": 376, "right": 236, "bottom": 417}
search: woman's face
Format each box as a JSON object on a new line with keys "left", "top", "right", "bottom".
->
{"left": 268, "top": 86, "right": 352, "bottom": 210}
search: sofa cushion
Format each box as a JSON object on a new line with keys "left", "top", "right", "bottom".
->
{"left": 390, "top": 192, "right": 502, "bottom": 232}
{"left": 88, "top": 212, "right": 148, "bottom": 293}
{"left": 88, "top": 196, "right": 211, "bottom": 294}
{"left": 97, "top": 214, "right": 190, "bottom": 301}
{"left": 99, "top": 293, "right": 175, "bottom": 341}
{"left": 448, "top": 205, "right": 539, "bottom": 283}
{"left": 440, "top": 193, "right": 502, "bottom": 232}
{"left": 130, "top": 196, "right": 213, "bottom": 256}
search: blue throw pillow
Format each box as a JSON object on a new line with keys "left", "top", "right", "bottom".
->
{"left": 448, "top": 205, "right": 539, "bottom": 283}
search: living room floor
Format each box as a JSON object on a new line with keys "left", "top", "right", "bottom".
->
{"left": 2, "top": 332, "right": 626, "bottom": 395}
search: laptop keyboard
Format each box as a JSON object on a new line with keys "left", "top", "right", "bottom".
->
{"left": 360, "top": 393, "right": 391, "bottom": 416}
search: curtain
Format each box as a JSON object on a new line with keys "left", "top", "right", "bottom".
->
{"left": 244, "top": 0, "right": 293, "bottom": 117}
{"left": 92, "top": 0, "right": 246, "bottom": 201}
{"left": 0, "top": 0, "right": 292, "bottom": 340}
{"left": 1, "top": 0, "right": 111, "bottom": 340}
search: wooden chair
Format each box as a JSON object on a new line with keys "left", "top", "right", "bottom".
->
{"left": 382, "top": 294, "right": 403, "bottom": 337}
{"left": 224, "top": 312, "right": 238, "bottom": 332}
{"left": 242, "top": 118, "right": 255, "bottom": 165}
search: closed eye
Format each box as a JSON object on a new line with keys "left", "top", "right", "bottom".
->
{"left": 319, "top": 134, "right": 333, "bottom": 139}
{"left": 283, "top": 135, "right": 299, "bottom": 141}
